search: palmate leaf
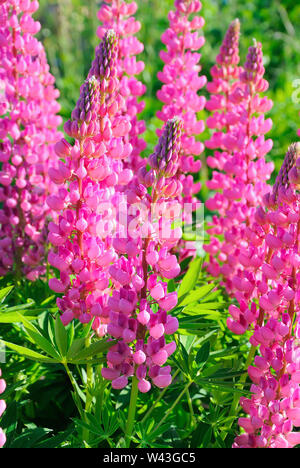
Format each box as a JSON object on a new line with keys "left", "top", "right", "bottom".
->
{"left": 2, "top": 340, "right": 59, "bottom": 363}
{"left": 0, "top": 401, "right": 17, "bottom": 445}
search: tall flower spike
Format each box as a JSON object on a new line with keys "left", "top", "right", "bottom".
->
{"left": 89, "top": 29, "right": 118, "bottom": 81}
{"left": 204, "top": 38, "right": 274, "bottom": 298}
{"left": 156, "top": 0, "right": 206, "bottom": 260}
{"left": 97, "top": 1, "right": 146, "bottom": 170}
{"left": 216, "top": 18, "right": 240, "bottom": 67}
{"left": 48, "top": 30, "right": 132, "bottom": 329}
{"left": 233, "top": 143, "right": 300, "bottom": 448}
{"left": 101, "top": 117, "right": 183, "bottom": 392}
{"left": 226, "top": 143, "right": 300, "bottom": 336}
{"left": 0, "top": 0, "right": 62, "bottom": 281}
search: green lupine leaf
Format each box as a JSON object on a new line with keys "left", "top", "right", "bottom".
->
{"left": 179, "top": 341, "right": 190, "bottom": 373}
{"left": 67, "top": 322, "right": 75, "bottom": 350}
{"left": 54, "top": 316, "right": 68, "bottom": 357}
{"left": 10, "top": 427, "right": 52, "bottom": 448}
{"left": 0, "top": 286, "right": 13, "bottom": 304}
{"left": 23, "top": 326, "right": 61, "bottom": 360}
{"left": 66, "top": 337, "right": 86, "bottom": 359}
{"left": 35, "top": 426, "right": 74, "bottom": 448}
{"left": 205, "top": 370, "right": 246, "bottom": 380}
{"left": 40, "top": 295, "right": 56, "bottom": 306}
{"left": 69, "top": 357, "right": 106, "bottom": 365}
{"left": 71, "top": 338, "right": 117, "bottom": 360}
{"left": 196, "top": 341, "right": 210, "bottom": 366}
{"left": 1, "top": 301, "right": 35, "bottom": 313}
{"left": 179, "top": 284, "right": 217, "bottom": 306}
{"left": 2, "top": 341, "right": 59, "bottom": 363}
{"left": 0, "top": 313, "right": 37, "bottom": 323}
{"left": 196, "top": 378, "right": 252, "bottom": 396}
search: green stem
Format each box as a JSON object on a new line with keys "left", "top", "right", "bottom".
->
{"left": 152, "top": 380, "right": 193, "bottom": 435}
{"left": 124, "top": 375, "right": 139, "bottom": 448}
{"left": 186, "top": 386, "right": 195, "bottom": 428}
{"left": 63, "top": 362, "right": 85, "bottom": 420}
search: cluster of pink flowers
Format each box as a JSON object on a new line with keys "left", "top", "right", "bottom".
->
{"left": 156, "top": 0, "right": 206, "bottom": 260}
{"left": 0, "top": 368, "right": 5, "bottom": 448}
{"left": 47, "top": 30, "right": 133, "bottom": 331}
{"left": 97, "top": 0, "right": 146, "bottom": 171}
{"left": 0, "top": 0, "right": 62, "bottom": 280}
{"left": 48, "top": 32, "right": 182, "bottom": 390}
{"left": 204, "top": 24, "right": 274, "bottom": 295}
{"left": 233, "top": 143, "right": 300, "bottom": 448}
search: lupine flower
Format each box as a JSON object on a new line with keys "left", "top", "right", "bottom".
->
{"left": 48, "top": 30, "right": 132, "bottom": 330}
{"left": 97, "top": 0, "right": 146, "bottom": 170}
{"left": 156, "top": 0, "right": 206, "bottom": 260}
{"left": 101, "top": 118, "right": 183, "bottom": 392}
{"left": 0, "top": 368, "right": 6, "bottom": 448}
{"left": 0, "top": 0, "right": 62, "bottom": 280}
{"left": 204, "top": 35, "right": 274, "bottom": 296}
{"left": 233, "top": 143, "right": 300, "bottom": 448}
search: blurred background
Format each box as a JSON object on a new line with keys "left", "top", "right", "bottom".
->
{"left": 36, "top": 0, "right": 300, "bottom": 183}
